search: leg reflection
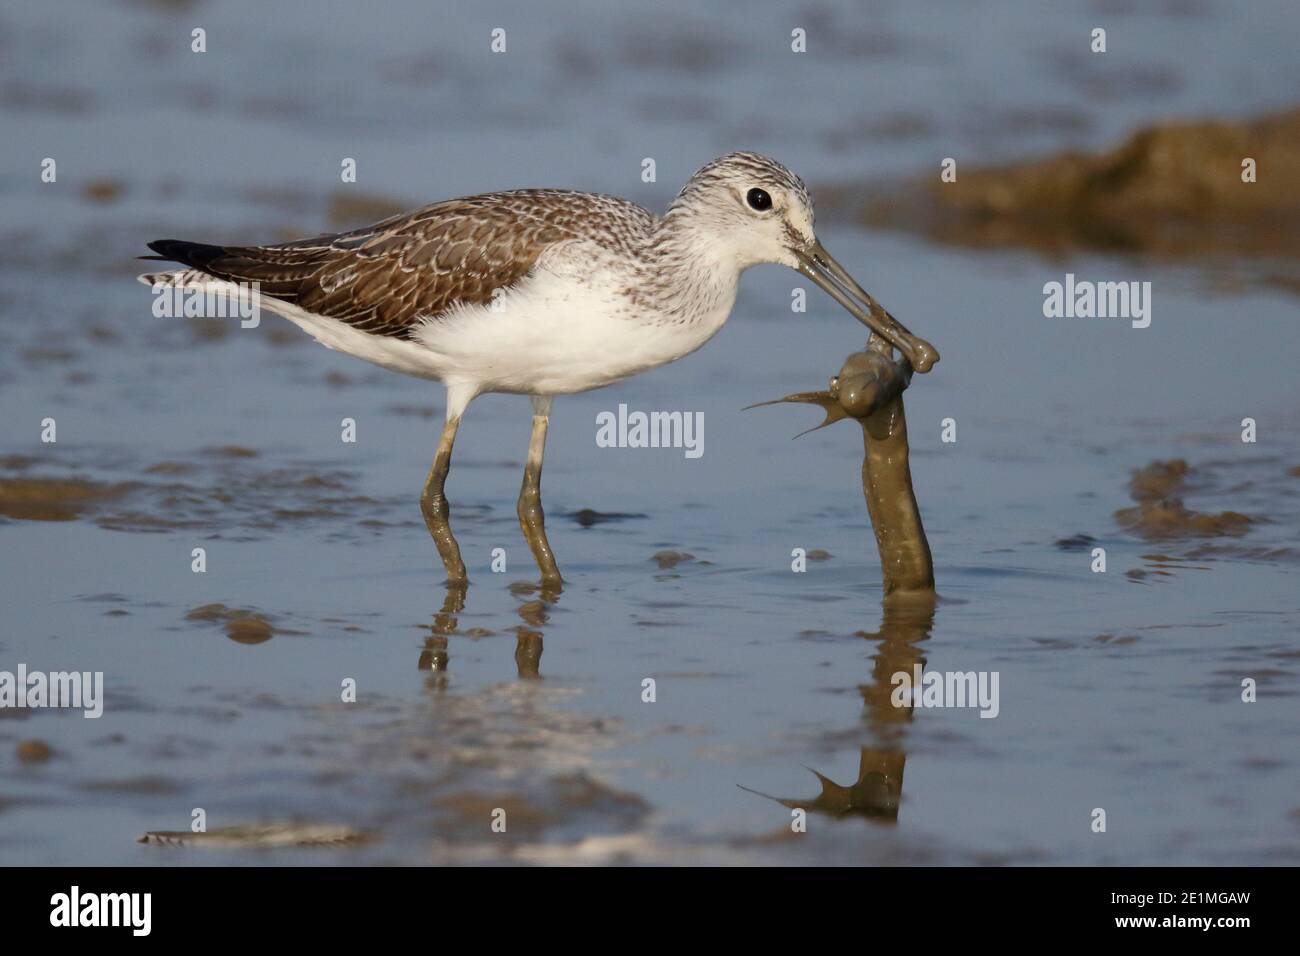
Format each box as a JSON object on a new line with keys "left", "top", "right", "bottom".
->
{"left": 509, "top": 578, "right": 559, "bottom": 679}
{"left": 418, "top": 580, "right": 465, "bottom": 678}
{"left": 514, "top": 628, "right": 543, "bottom": 679}
{"left": 414, "top": 567, "right": 559, "bottom": 682}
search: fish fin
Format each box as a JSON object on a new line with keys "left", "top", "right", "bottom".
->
{"left": 745, "top": 391, "right": 849, "bottom": 438}
{"left": 736, "top": 784, "right": 800, "bottom": 809}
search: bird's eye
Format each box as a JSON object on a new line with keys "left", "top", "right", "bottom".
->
{"left": 746, "top": 187, "right": 772, "bottom": 212}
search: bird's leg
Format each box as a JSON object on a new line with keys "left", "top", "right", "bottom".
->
{"left": 518, "top": 399, "right": 562, "bottom": 588}
{"left": 420, "top": 415, "right": 467, "bottom": 586}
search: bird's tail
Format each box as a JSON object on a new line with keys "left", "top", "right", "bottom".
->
{"left": 136, "top": 239, "right": 228, "bottom": 288}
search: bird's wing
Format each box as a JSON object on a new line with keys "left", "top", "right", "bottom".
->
{"left": 145, "top": 190, "right": 650, "bottom": 340}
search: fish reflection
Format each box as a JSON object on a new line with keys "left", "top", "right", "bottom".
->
{"left": 743, "top": 337, "right": 938, "bottom": 823}
{"left": 856, "top": 598, "right": 934, "bottom": 734}
{"left": 739, "top": 749, "right": 906, "bottom": 821}
{"left": 741, "top": 598, "right": 935, "bottom": 823}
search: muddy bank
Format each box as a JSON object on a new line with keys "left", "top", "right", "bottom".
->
{"left": 850, "top": 108, "right": 1300, "bottom": 263}
{"left": 0, "top": 454, "right": 400, "bottom": 537}
{"left": 0, "top": 478, "right": 134, "bottom": 522}
{"left": 1109, "top": 456, "right": 1300, "bottom": 584}
{"left": 184, "top": 604, "right": 281, "bottom": 644}
{"left": 140, "top": 824, "right": 373, "bottom": 849}
{"left": 1115, "top": 459, "right": 1252, "bottom": 541}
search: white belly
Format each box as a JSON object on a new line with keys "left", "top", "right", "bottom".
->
{"left": 409, "top": 250, "right": 735, "bottom": 395}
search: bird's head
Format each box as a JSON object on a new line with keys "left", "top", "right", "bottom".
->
{"left": 672, "top": 151, "right": 938, "bottom": 373}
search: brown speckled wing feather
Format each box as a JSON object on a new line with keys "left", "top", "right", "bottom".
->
{"left": 147, "top": 190, "right": 652, "bottom": 340}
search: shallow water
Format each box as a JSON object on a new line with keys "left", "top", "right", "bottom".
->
{"left": 1, "top": 0, "right": 1298, "bottom": 865}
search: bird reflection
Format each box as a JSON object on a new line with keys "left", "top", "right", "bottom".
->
{"left": 417, "top": 581, "right": 462, "bottom": 690}
{"left": 417, "top": 578, "right": 559, "bottom": 682}
{"left": 509, "top": 579, "right": 559, "bottom": 680}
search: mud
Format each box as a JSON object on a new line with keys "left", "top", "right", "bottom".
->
{"left": 570, "top": 508, "right": 645, "bottom": 527}
{"left": 1115, "top": 459, "right": 1253, "bottom": 540}
{"left": 0, "top": 478, "right": 134, "bottom": 522}
{"left": 326, "top": 191, "right": 410, "bottom": 229}
{"left": 140, "top": 824, "right": 373, "bottom": 848}
{"left": 16, "top": 740, "right": 54, "bottom": 764}
{"left": 854, "top": 108, "right": 1300, "bottom": 263}
{"left": 184, "top": 604, "right": 280, "bottom": 644}
{"left": 0, "top": 454, "right": 395, "bottom": 537}
{"left": 81, "top": 179, "right": 125, "bottom": 204}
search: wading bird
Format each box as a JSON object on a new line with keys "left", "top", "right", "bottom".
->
{"left": 139, "top": 152, "right": 938, "bottom": 588}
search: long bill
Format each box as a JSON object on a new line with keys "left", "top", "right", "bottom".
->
{"left": 793, "top": 240, "right": 939, "bottom": 373}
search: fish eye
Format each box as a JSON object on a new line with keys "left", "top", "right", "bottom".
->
{"left": 746, "top": 187, "right": 772, "bottom": 212}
